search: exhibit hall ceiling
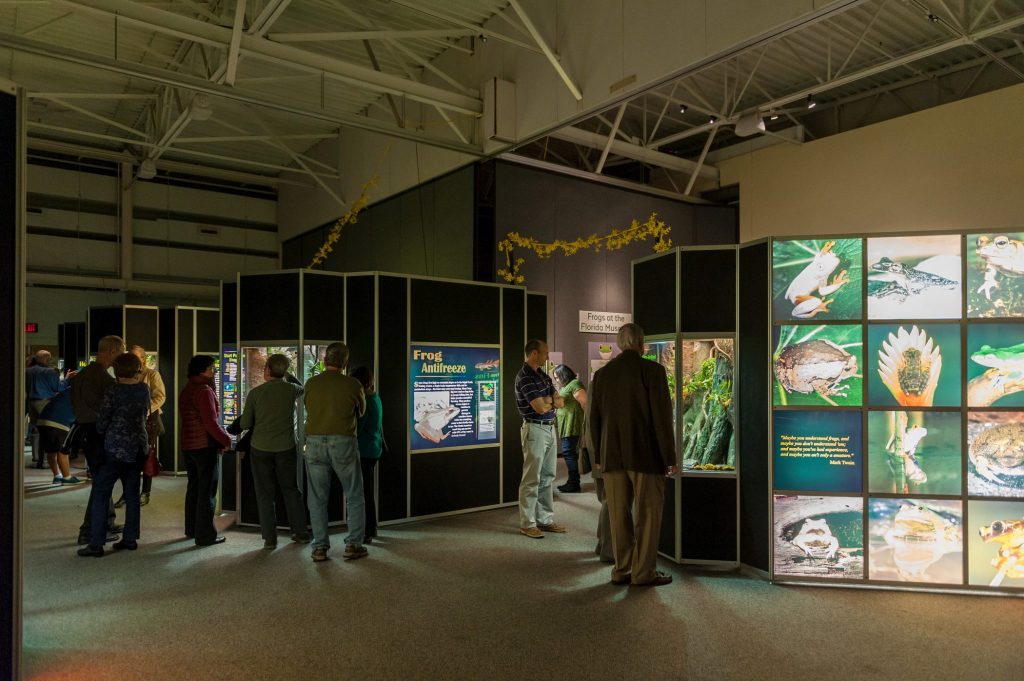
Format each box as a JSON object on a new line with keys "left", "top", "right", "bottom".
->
{"left": 1, "top": 0, "right": 1023, "bottom": 195}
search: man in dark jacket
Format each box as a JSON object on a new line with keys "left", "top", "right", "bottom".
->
{"left": 589, "top": 323, "right": 678, "bottom": 586}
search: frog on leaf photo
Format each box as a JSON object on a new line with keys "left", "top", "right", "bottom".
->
{"left": 772, "top": 238, "right": 862, "bottom": 321}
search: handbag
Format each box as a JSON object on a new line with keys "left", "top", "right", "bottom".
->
{"left": 142, "top": 445, "right": 161, "bottom": 477}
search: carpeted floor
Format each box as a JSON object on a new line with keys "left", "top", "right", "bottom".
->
{"left": 19, "top": 459, "right": 1021, "bottom": 681}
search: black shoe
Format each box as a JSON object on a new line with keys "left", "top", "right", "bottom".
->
{"left": 77, "top": 545, "right": 104, "bottom": 557}
{"left": 557, "top": 483, "right": 582, "bottom": 493}
{"left": 196, "top": 536, "right": 226, "bottom": 547}
{"left": 77, "top": 533, "right": 120, "bottom": 545}
{"left": 112, "top": 540, "right": 138, "bottom": 551}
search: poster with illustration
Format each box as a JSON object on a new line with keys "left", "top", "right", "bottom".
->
{"left": 867, "top": 410, "right": 961, "bottom": 495}
{"left": 867, "top": 498, "right": 962, "bottom": 584}
{"left": 967, "top": 412, "right": 1024, "bottom": 498}
{"left": 773, "top": 495, "right": 863, "bottom": 579}
{"left": 772, "top": 410, "right": 862, "bottom": 493}
{"left": 966, "top": 232, "right": 1024, "bottom": 318}
{"left": 588, "top": 341, "right": 621, "bottom": 381}
{"left": 966, "top": 324, "right": 1024, "bottom": 407}
{"left": 773, "top": 324, "right": 862, "bottom": 407}
{"left": 410, "top": 345, "right": 499, "bottom": 451}
{"left": 866, "top": 323, "right": 960, "bottom": 407}
{"left": 866, "top": 235, "right": 962, "bottom": 320}
{"left": 967, "top": 500, "right": 1024, "bottom": 589}
{"left": 772, "top": 238, "right": 862, "bottom": 321}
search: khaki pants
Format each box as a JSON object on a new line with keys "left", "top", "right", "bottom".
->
{"left": 518, "top": 422, "right": 557, "bottom": 529}
{"left": 604, "top": 469, "right": 665, "bottom": 584}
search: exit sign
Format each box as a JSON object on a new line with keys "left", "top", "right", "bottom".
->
{"left": 25, "top": 323, "right": 38, "bottom": 333}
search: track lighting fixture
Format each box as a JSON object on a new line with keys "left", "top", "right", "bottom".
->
{"left": 679, "top": 104, "right": 687, "bottom": 115}
{"left": 806, "top": 94, "right": 817, "bottom": 109}
{"left": 708, "top": 115, "right": 717, "bottom": 125}
{"left": 479, "top": 34, "right": 487, "bottom": 43}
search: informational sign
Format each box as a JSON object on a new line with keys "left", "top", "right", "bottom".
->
{"left": 220, "top": 346, "right": 239, "bottom": 426}
{"left": 773, "top": 410, "right": 862, "bottom": 493}
{"left": 579, "top": 310, "right": 632, "bottom": 334}
{"left": 410, "top": 345, "right": 500, "bottom": 451}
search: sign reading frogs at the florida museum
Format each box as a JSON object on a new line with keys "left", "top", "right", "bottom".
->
{"left": 410, "top": 345, "right": 500, "bottom": 451}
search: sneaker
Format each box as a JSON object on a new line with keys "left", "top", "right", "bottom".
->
{"left": 311, "top": 547, "right": 328, "bottom": 562}
{"left": 519, "top": 526, "right": 544, "bottom": 539}
{"left": 52, "top": 475, "right": 63, "bottom": 485}
{"left": 343, "top": 544, "right": 368, "bottom": 561}
{"left": 139, "top": 492, "right": 150, "bottom": 506}
{"left": 62, "top": 476, "right": 83, "bottom": 485}
{"left": 263, "top": 540, "right": 277, "bottom": 550}
{"left": 290, "top": 533, "right": 311, "bottom": 544}
{"left": 537, "top": 522, "right": 568, "bottom": 533}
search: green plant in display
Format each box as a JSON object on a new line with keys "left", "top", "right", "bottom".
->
{"left": 772, "top": 238, "right": 862, "bottom": 320}
{"left": 681, "top": 342, "right": 735, "bottom": 469}
{"left": 774, "top": 324, "right": 863, "bottom": 407}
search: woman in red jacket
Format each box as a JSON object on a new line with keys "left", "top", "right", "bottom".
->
{"left": 179, "top": 354, "right": 232, "bottom": 546}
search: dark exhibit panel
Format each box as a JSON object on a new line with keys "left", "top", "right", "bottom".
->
{"left": 501, "top": 287, "right": 526, "bottom": 504}
{"left": 632, "top": 246, "right": 739, "bottom": 565}
{"left": 88, "top": 305, "right": 159, "bottom": 355}
{"left": 57, "top": 322, "right": 86, "bottom": 372}
{"left": 236, "top": 270, "right": 344, "bottom": 530}
{"left": 2, "top": 86, "right": 21, "bottom": 681}
{"left": 737, "top": 241, "right": 770, "bottom": 573}
{"left": 376, "top": 275, "right": 409, "bottom": 522}
{"left": 156, "top": 307, "right": 220, "bottom": 475}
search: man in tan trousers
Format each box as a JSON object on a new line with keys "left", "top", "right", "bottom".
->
{"left": 589, "top": 323, "right": 678, "bottom": 586}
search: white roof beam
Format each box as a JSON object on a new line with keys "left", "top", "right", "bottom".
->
{"left": 175, "top": 133, "right": 337, "bottom": 143}
{"left": 388, "top": 0, "right": 543, "bottom": 55}
{"left": 268, "top": 29, "right": 478, "bottom": 42}
{"left": 38, "top": 95, "right": 151, "bottom": 139}
{"left": 58, "top": 0, "right": 481, "bottom": 115}
{"left": 30, "top": 92, "right": 157, "bottom": 99}
{"left": 550, "top": 126, "right": 719, "bottom": 181}
{"left": 595, "top": 104, "right": 626, "bottom": 174}
{"left": 507, "top": 0, "right": 582, "bottom": 101}
{"left": 224, "top": 0, "right": 246, "bottom": 86}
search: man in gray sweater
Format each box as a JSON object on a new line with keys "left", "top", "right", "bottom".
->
{"left": 238, "top": 353, "right": 309, "bottom": 549}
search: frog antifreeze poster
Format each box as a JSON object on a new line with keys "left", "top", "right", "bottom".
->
{"left": 773, "top": 324, "right": 863, "bottom": 406}
{"left": 772, "top": 238, "right": 862, "bottom": 321}
{"left": 409, "top": 345, "right": 499, "bottom": 451}
{"left": 867, "top": 323, "right": 960, "bottom": 407}
{"left": 967, "top": 232, "right": 1024, "bottom": 317}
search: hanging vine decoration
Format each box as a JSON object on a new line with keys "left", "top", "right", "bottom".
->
{"left": 307, "top": 175, "right": 379, "bottom": 269}
{"left": 496, "top": 212, "right": 673, "bottom": 284}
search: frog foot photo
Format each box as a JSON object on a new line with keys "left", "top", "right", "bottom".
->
{"left": 877, "top": 325, "right": 942, "bottom": 407}
{"left": 976, "top": 235, "right": 1024, "bottom": 301}
{"left": 784, "top": 241, "right": 848, "bottom": 318}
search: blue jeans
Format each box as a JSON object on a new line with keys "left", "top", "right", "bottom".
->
{"left": 304, "top": 435, "right": 365, "bottom": 549}
{"left": 89, "top": 456, "right": 141, "bottom": 547}
{"left": 561, "top": 435, "right": 580, "bottom": 486}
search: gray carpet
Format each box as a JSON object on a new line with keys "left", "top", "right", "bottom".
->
{"left": 20, "top": 461, "right": 1021, "bottom": 681}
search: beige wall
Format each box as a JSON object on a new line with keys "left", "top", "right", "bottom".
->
{"left": 720, "top": 82, "right": 1024, "bottom": 243}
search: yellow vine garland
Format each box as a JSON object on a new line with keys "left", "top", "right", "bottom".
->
{"left": 497, "top": 212, "right": 673, "bottom": 284}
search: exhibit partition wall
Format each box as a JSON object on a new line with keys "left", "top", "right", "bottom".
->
{"left": 156, "top": 306, "right": 220, "bottom": 475}
{"left": 87, "top": 305, "right": 159, "bottom": 364}
{"left": 57, "top": 321, "right": 86, "bottom": 374}
{"left": 2, "top": 79, "right": 26, "bottom": 681}
{"left": 631, "top": 246, "right": 739, "bottom": 566}
{"left": 236, "top": 269, "right": 345, "bottom": 528}
{"left": 769, "top": 231, "right": 1024, "bottom": 595}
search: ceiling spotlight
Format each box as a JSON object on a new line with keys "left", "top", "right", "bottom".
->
{"left": 806, "top": 94, "right": 817, "bottom": 109}
{"left": 708, "top": 115, "right": 717, "bottom": 125}
{"left": 137, "top": 158, "right": 157, "bottom": 180}
{"left": 478, "top": 33, "right": 487, "bottom": 43}
{"left": 769, "top": 110, "right": 780, "bottom": 120}
{"left": 927, "top": 12, "right": 938, "bottom": 22}
{"left": 679, "top": 104, "right": 687, "bottom": 115}
{"left": 189, "top": 93, "right": 213, "bottom": 121}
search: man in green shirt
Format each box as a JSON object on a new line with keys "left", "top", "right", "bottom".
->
{"left": 238, "top": 353, "right": 309, "bottom": 549}
{"left": 303, "top": 342, "right": 367, "bottom": 562}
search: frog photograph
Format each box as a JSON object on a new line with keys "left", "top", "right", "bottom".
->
{"left": 678, "top": 339, "right": 734, "bottom": 471}
{"left": 867, "top": 411, "right": 961, "bottom": 496}
{"left": 967, "top": 232, "right": 1024, "bottom": 318}
{"left": 771, "top": 238, "right": 862, "bottom": 322}
{"left": 866, "top": 235, "right": 962, "bottom": 320}
{"left": 966, "top": 323, "right": 1024, "bottom": 407}
{"left": 867, "top": 323, "right": 960, "bottom": 407}
{"left": 967, "top": 412, "right": 1024, "bottom": 498}
{"left": 867, "top": 498, "right": 963, "bottom": 584}
{"left": 773, "top": 496, "right": 864, "bottom": 579}
{"left": 773, "top": 324, "right": 862, "bottom": 406}
{"left": 967, "top": 500, "right": 1024, "bottom": 588}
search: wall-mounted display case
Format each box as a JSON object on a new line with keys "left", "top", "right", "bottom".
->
{"left": 764, "top": 230, "right": 1024, "bottom": 596}
{"left": 632, "top": 245, "right": 739, "bottom": 566}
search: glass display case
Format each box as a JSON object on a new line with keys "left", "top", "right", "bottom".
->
{"left": 240, "top": 346, "right": 299, "bottom": 412}
{"left": 679, "top": 338, "right": 735, "bottom": 472}
{"left": 302, "top": 344, "right": 327, "bottom": 380}
{"left": 642, "top": 338, "right": 677, "bottom": 433}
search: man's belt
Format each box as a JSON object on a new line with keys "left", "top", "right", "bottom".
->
{"left": 523, "top": 418, "right": 554, "bottom": 426}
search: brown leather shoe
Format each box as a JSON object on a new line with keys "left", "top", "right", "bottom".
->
{"left": 519, "top": 527, "right": 544, "bottom": 539}
{"left": 634, "top": 571, "right": 673, "bottom": 587}
{"left": 537, "top": 522, "right": 567, "bottom": 533}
